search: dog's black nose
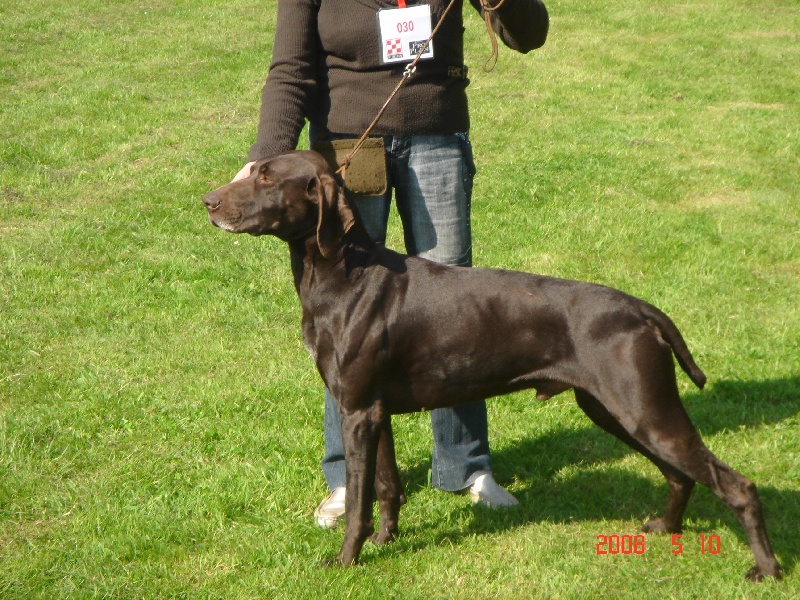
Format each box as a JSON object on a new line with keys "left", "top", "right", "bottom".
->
{"left": 203, "top": 191, "right": 221, "bottom": 211}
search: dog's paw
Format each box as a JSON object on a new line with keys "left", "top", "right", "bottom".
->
{"left": 641, "top": 518, "right": 680, "bottom": 534}
{"left": 319, "top": 556, "right": 345, "bottom": 568}
{"left": 745, "top": 564, "right": 782, "bottom": 582}
{"left": 319, "top": 554, "right": 357, "bottom": 568}
{"left": 369, "top": 528, "right": 398, "bottom": 545}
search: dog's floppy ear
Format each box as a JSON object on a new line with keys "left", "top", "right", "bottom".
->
{"left": 313, "top": 173, "right": 356, "bottom": 258}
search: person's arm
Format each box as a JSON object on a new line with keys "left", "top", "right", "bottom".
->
{"left": 247, "top": 0, "right": 320, "bottom": 163}
{"left": 469, "top": 0, "right": 549, "bottom": 53}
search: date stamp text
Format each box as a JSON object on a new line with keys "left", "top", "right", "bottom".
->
{"left": 596, "top": 534, "right": 722, "bottom": 555}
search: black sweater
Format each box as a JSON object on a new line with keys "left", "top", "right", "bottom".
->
{"left": 248, "top": 0, "right": 548, "bottom": 161}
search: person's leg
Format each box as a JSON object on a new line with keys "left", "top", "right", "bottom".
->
{"left": 390, "top": 134, "right": 514, "bottom": 503}
{"left": 391, "top": 133, "right": 474, "bottom": 267}
{"left": 429, "top": 402, "right": 492, "bottom": 491}
{"left": 321, "top": 389, "right": 347, "bottom": 490}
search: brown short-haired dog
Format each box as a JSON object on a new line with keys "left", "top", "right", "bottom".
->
{"left": 203, "top": 151, "right": 781, "bottom": 581}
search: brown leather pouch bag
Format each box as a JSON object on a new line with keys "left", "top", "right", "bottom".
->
{"left": 312, "top": 138, "right": 388, "bottom": 196}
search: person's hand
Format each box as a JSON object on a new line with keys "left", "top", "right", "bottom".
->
{"left": 232, "top": 161, "right": 256, "bottom": 182}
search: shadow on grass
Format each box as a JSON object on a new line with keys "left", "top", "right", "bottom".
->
{"left": 390, "top": 375, "right": 800, "bottom": 575}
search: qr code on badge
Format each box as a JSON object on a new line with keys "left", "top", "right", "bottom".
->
{"left": 409, "top": 40, "right": 429, "bottom": 56}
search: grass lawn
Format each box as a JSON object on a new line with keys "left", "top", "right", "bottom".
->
{"left": 1, "top": 0, "right": 798, "bottom": 597}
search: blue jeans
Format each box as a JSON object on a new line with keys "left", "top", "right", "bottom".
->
{"left": 320, "top": 133, "right": 493, "bottom": 492}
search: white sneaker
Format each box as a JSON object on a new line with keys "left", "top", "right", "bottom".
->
{"left": 469, "top": 474, "right": 519, "bottom": 507}
{"left": 314, "top": 487, "right": 346, "bottom": 528}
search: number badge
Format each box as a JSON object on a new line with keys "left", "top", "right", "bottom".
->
{"left": 377, "top": 5, "right": 434, "bottom": 64}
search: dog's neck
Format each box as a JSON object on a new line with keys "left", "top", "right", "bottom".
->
{"left": 287, "top": 222, "right": 370, "bottom": 291}
{"left": 287, "top": 218, "right": 411, "bottom": 303}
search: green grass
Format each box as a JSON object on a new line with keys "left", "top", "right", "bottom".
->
{"left": 1, "top": 0, "right": 798, "bottom": 597}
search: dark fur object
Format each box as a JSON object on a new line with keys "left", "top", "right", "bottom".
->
{"left": 203, "top": 151, "right": 781, "bottom": 581}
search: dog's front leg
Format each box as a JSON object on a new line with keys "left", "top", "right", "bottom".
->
{"left": 371, "top": 417, "right": 405, "bottom": 545}
{"left": 326, "top": 405, "right": 382, "bottom": 566}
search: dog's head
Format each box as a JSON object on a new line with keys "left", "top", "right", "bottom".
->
{"left": 203, "top": 151, "right": 355, "bottom": 257}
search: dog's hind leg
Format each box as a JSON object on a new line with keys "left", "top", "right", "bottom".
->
{"left": 640, "top": 472, "right": 694, "bottom": 535}
{"left": 582, "top": 334, "right": 781, "bottom": 580}
{"left": 641, "top": 430, "right": 780, "bottom": 581}
{"left": 574, "top": 388, "right": 695, "bottom": 534}
{"left": 371, "top": 416, "right": 406, "bottom": 545}
{"left": 701, "top": 457, "right": 781, "bottom": 581}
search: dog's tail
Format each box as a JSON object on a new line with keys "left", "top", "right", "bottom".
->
{"left": 641, "top": 303, "right": 707, "bottom": 389}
